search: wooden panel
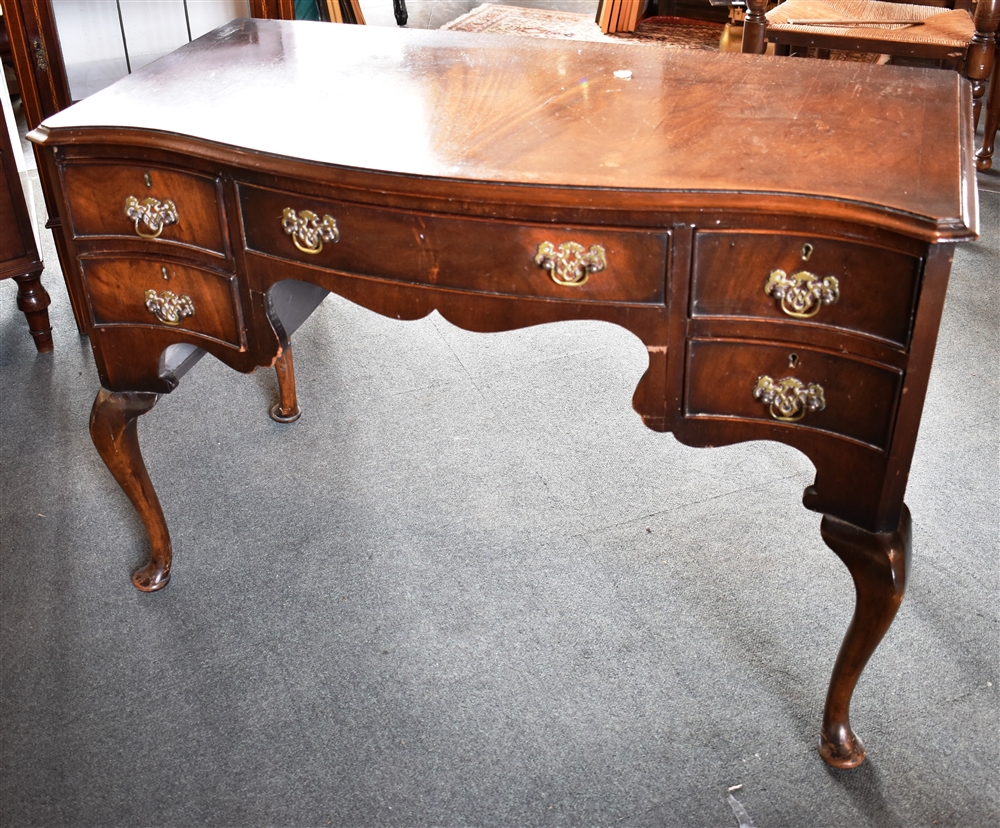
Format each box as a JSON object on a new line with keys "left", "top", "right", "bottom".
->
{"left": 0, "top": 157, "right": 31, "bottom": 264}
{"left": 684, "top": 338, "right": 903, "bottom": 449}
{"left": 240, "top": 184, "right": 669, "bottom": 303}
{"left": 690, "top": 230, "right": 922, "bottom": 348}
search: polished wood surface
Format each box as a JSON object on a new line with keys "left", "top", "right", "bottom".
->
{"left": 742, "top": 0, "right": 999, "bottom": 134}
{"left": 31, "top": 20, "right": 977, "bottom": 769}
{"left": 40, "top": 20, "right": 975, "bottom": 234}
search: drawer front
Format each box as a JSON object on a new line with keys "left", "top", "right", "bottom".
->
{"left": 82, "top": 257, "right": 243, "bottom": 347}
{"left": 62, "top": 163, "right": 228, "bottom": 256}
{"left": 684, "top": 339, "right": 902, "bottom": 450}
{"left": 240, "top": 184, "right": 668, "bottom": 303}
{"left": 691, "top": 231, "right": 921, "bottom": 347}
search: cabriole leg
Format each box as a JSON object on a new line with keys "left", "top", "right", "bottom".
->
{"left": 818, "top": 506, "right": 911, "bottom": 768}
{"left": 270, "top": 341, "right": 301, "bottom": 423}
{"left": 90, "top": 388, "right": 172, "bottom": 592}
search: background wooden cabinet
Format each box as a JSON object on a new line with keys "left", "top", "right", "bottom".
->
{"left": 0, "top": 71, "right": 50, "bottom": 351}
{"left": 0, "top": 0, "right": 290, "bottom": 333}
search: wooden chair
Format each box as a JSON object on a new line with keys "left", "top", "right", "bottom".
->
{"left": 742, "top": 0, "right": 1000, "bottom": 130}
{"left": 977, "top": 24, "right": 1000, "bottom": 169}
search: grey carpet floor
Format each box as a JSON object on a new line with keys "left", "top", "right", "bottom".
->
{"left": 1, "top": 164, "right": 997, "bottom": 825}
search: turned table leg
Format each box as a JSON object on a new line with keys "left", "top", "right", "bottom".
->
{"left": 90, "top": 389, "right": 172, "bottom": 592}
{"left": 13, "top": 271, "right": 53, "bottom": 353}
{"left": 270, "top": 340, "right": 302, "bottom": 423}
{"left": 818, "top": 506, "right": 911, "bottom": 768}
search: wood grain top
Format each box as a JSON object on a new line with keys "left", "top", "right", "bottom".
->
{"left": 33, "top": 19, "right": 977, "bottom": 239}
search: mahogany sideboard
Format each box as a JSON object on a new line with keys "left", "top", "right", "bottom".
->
{"left": 29, "top": 19, "right": 978, "bottom": 769}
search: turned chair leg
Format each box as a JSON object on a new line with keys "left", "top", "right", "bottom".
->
{"left": 742, "top": 0, "right": 770, "bottom": 54}
{"left": 977, "top": 34, "right": 1000, "bottom": 171}
{"left": 967, "top": 0, "right": 1000, "bottom": 129}
{"left": 270, "top": 340, "right": 302, "bottom": 423}
{"left": 392, "top": 0, "right": 407, "bottom": 26}
{"left": 90, "top": 389, "right": 172, "bottom": 592}
{"left": 818, "top": 506, "right": 911, "bottom": 768}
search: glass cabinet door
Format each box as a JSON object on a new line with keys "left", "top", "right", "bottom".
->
{"left": 50, "top": 0, "right": 251, "bottom": 101}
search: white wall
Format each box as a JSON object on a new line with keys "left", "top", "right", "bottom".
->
{"left": 51, "top": 0, "right": 250, "bottom": 100}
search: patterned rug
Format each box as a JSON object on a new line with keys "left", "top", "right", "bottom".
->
{"left": 441, "top": 5, "right": 732, "bottom": 50}
{"left": 611, "top": 16, "right": 728, "bottom": 51}
{"left": 441, "top": 4, "right": 882, "bottom": 60}
{"left": 440, "top": 4, "right": 612, "bottom": 41}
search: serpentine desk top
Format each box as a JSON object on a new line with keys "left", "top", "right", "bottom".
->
{"left": 31, "top": 19, "right": 979, "bottom": 769}
{"left": 38, "top": 18, "right": 976, "bottom": 239}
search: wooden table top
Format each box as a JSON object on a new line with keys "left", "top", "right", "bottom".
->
{"left": 37, "top": 19, "right": 977, "bottom": 240}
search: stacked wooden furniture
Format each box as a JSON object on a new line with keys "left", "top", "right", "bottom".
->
{"left": 321, "top": 0, "right": 367, "bottom": 24}
{"left": 597, "top": 0, "right": 645, "bottom": 33}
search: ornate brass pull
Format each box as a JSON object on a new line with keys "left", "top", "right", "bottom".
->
{"left": 534, "top": 241, "right": 607, "bottom": 286}
{"left": 125, "top": 196, "right": 178, "bottom": 239}
{"left": 282, "top": 208, "right": 339, "bottom": 254}
{"left": 753, "top": 375, "right": 826, "bottom": 422}
{"left": 764, "top": 269, "right": 840, "bottom": 319}
{"left": 144, "top": 289, "right": 194, "bottom": 326}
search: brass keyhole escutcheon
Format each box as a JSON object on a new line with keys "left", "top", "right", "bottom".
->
{"left": 801, "top": 243, "right": 814, "bottom": 261}
{"left": 32, "top": 37, "right": 48, "bottom": 72}
{"left": 534, "top": 241, "right": 607, "bottom": 286}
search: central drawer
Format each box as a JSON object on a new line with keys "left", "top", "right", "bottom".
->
{"left": 239, "top": 184, "right": 668, "bottom": 303}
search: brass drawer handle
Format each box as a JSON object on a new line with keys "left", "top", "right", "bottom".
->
{"left": 145, "top": 289, "right": 194, "bottom": 326}
{"left": 282, "top": 207, "right": 339, "bottom": 254}
{"left": 534, "top": 241, "right": 606, "bottom": 286}
{"left": 764, "top": 269, "right": 840, "bottom": 319}
{"left": 125, "top": 196, "right": 178, "bottom": 239}
{"left": 753, "top": 375, "right": 826, "bottom": 422}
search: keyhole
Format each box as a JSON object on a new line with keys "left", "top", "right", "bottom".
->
{"left": 801, "top": 243, "right": 814, "bottom": 261}
{"left": 161, "top": 266, "right": 169, "bottom": 280}
{"left": 144, "top": 172, "right": 153, "bottom": 188}
{"left": 788, "top": 353, "right": 798, "bottom": 369}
